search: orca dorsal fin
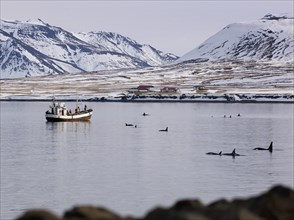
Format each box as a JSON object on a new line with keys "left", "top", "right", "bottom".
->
{"left": 232, "top": 148, "right": 236, "bottom": 155}
{"left": 268, "top": 141, "right": 273, "bottom": 153}
{"left": 219, "top": 151, "right": 222, "bottom": 155}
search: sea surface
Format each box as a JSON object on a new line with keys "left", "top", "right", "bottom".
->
{"left": 1, "top": 102, "right": 293, "bottom": 219}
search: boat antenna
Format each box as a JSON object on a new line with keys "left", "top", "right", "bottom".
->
{"left": 76, "top": 90, "right": 79, "bottom": 109}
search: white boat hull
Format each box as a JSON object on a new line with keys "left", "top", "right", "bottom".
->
{"left": 46, "top": 109, "right": 93, "bottom": 122}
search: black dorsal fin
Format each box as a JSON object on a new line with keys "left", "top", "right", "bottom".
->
{"left": 268, "top": 141, "right": 273, "bottom": 153}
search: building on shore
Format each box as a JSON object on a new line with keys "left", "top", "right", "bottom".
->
{"left": 128, "top": 85, "right": 155, "bottom": 94}
{"left": 160, "top": 87, "right": 180, "bottom": 93}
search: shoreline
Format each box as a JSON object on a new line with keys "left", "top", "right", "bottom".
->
{"left": 1, "top": 92, "right": 293, "bottom": 104}
{"left": 1, "top": 98, "right": 293, "bottom": 104}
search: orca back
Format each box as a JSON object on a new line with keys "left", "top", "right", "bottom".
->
{"left": 159, "top": 127, "right": 168, "bottom": 132}
{"left": 206, "top": 151, "right": 222, "bottom": 155}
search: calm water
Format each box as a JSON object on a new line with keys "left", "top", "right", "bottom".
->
{"left": 1, "top": 102, "right": 293, "bottom": 219}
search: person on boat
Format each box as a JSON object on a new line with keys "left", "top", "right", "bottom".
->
{"left": 84, "top": 105, "right": 87, "bottom": 111}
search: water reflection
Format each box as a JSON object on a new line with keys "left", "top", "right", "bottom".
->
{"left": 45, "top": 121, "right": 92, "bottom": 151}
{"left": 46, "top": 121, "right": 91, "bottom": 133}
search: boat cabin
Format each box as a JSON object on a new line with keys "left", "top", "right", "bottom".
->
{"left": 48, "top": 102, "right": 67, "bottom": 116}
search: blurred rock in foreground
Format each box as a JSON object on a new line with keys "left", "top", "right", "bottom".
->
{"left": 16, "top": 185, "right": 294, "bottom": 220}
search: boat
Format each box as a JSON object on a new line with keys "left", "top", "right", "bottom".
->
{"left": 45, "top": 100, "right": 93, "bottom": 122}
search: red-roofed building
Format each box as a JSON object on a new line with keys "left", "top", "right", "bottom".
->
{"left": 137, "top": 85, "right": 154, "bottom": 91}
{"left": 160, "top": 87, "right": 179, "bottom": 93}
{"left": 194, "top": 85, "right": 207, "bottom": 91}
{"left": 128, "top": 85, "right": 154, "bottom": 93}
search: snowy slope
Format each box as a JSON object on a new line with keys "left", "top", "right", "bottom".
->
{"left": 1, "top": 59, "right": 293, "bottom": 101}
{"left": 74, "top": 32, "right": 177, "bottom": 66}
{"left": 179, "top": 14, "right": 294, "bottom": 62}
{"left": 0, "top": 19, "right": 178, "bottom": 78}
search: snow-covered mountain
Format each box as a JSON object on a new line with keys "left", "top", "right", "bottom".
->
{"left": 179, "top": 14, "right": 294, "bottom": 62}
{"left": 0, "top": 19, "right": 178, "bottom": 78}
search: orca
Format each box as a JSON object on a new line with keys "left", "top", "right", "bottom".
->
{"left": 159, "top": 127, "right": 168, "bottom": 132}
{"left": 142, "top": 112, "right": 150, "bottom": 116}
{"left": 125, "top": 123, "right": 134, "bottom": 126}
{"left": 206, "top": 151, "right": 222, "bottom": 156}
{"left": 254, "top": 141, "right": 273, "bottom": 153}
{"left": 222, "top": 149, "right": 242, "bottom": 157}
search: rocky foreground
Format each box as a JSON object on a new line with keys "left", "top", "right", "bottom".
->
{"left": 17, "top": 185, "right": 294, "bottom": 220}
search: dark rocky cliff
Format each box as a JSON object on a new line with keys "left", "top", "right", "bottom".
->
{"left": 16, "top": 185, "right": 294, "bottom": 220}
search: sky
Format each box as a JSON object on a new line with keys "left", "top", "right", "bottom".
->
{"left": 1, "top": 0, "right": 293, "bottom": 56}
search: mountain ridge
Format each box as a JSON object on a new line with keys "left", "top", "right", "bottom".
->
{"left": 1, "top": 15, "right": 293, "bottom": 79}
{"left": 178, "top": 14, "right": 294, "bottom": 62}
{"left": 0, "top": 19, "right": 178, "bottom": 78}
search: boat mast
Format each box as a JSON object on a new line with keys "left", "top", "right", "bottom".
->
{"left": 76, "top": 91, "right": 79, "bottom": 110}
